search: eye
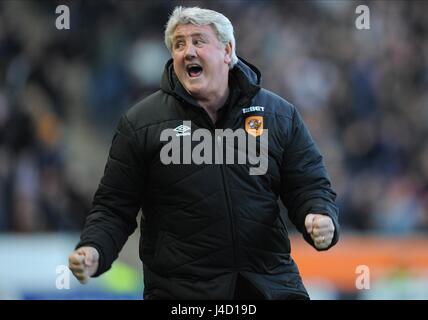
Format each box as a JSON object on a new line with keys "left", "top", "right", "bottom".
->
{"left": 174, "top": 41, "right": 184, "bottom": 49}
{"left": 193, "top": 39, "right": 205, "bottom": 46}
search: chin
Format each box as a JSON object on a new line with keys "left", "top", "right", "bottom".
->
{"left": 185, "top": 84, "right": 206, "bottom": 97}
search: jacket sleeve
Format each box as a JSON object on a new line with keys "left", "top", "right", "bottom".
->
{"left": 76, "top": 115, "right": 144, "bottom": 276}
{"left": 279, "top": 106, "right": 339, "bottom": 250}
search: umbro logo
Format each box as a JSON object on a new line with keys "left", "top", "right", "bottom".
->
{"left": 173, "top": 124, "right": 191, "bottom": 137}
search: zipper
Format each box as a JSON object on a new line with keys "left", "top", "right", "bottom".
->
{"left": 181, "top": 97, "right": 238, "bottom": 273}
{"left": 221, "top": 164, "right": 238, "bottom": 271}
{"left": 215, "top": 97, "right": 253, "bottom": 283}
{"left": 217, "top": 96, "right": 254, "bottom": 280}
{"left": 216, "top": 132, "right": 238, "bottom": 274}
{"left": 177, "top": 93, "right": 255, "bottom": 294}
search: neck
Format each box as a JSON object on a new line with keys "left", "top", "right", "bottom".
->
{"left": 197, "top": 86, "right": 230, "bottom": 124}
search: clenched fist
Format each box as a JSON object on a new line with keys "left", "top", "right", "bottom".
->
{"left": 304, "top": 213, "right": 335, "bottom": 250}
{"left": 68, "top": 246, "right": 99, "bottom": 284}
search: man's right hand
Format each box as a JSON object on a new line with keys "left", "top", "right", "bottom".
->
{"left": 68, "top": 246, "right": 100, "bottom": 284}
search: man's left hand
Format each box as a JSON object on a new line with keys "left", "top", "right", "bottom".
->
{"left": 304, "top": 213, "right": 335, "bottom": 250}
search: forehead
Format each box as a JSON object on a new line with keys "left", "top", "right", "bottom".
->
{"left": 173, "top": 24, "right": 216, "bottom": 39}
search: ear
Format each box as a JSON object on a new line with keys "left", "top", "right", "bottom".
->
{"left": 224, "top": 42, "right": 232, "bottom": 64}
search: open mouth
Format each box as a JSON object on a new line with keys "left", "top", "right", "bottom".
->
{"left": 186, "top": 64, "right": 203, "bottom": 78}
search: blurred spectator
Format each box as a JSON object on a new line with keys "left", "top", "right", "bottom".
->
{"left": 0, "top": 0, "right": 427, "bottom": 233}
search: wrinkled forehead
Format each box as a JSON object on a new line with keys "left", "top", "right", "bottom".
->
{"left": 172, "top": 23, "right": 217, "bottom": 40}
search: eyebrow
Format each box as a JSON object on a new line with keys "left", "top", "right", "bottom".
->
{"left": 172, "top": 33, "right": 208, "bottom": 42}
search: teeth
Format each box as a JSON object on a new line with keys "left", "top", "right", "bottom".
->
{"left": 186, "top": 64, "right": 202, "bottom": 70}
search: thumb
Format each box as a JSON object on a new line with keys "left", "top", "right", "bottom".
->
{"left": 85, "top": 253, "right": 92, "bottom": 267}
{"left": 76, "top": 247, "right": 92, "bottom": 267}
{"left": 305, "top": 214, "right": 315, "bottom": 234}
{"left": 83, "top": 249, "right": 94, "bottom": 267}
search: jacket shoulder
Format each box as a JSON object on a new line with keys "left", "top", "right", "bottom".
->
{"left": 124, "top": 90, "right": 176, "bottom": 130}
{"left": 257, "top": 88, "right": 295, "bottom": 120}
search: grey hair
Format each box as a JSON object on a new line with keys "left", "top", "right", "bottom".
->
{"left": 164, "top": 6, "right": 238, "bottom": 69}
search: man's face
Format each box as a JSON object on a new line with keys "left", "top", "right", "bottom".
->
{"left": 171, "top": 24, "right": 232, "bottom": 99}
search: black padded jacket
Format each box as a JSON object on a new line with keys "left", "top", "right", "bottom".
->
{"left": 76, "top": 58, "right": 339, "bottom": 299}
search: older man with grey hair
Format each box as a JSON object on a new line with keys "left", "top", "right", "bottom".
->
{"left": 69, "top": 6, "right": 339, "bottom": 300}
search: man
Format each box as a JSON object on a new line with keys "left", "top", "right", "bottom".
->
{"left": 69, "top": 6, "right": 339, "bottom": 300}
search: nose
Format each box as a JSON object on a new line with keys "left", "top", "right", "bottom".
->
{"left": 184, "top": 42, "right": 197, "bottom": 60}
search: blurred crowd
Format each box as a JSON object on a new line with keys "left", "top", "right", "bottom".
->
{"left": 0, "top": 0, "right": 427, "bottom": 233}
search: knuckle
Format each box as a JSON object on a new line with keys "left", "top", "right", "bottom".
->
{"left": 76, "top": 273, "right": 85, "bottom": 280}
{"left": 71, "top": 266, "right": 84, "bottom": 273}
